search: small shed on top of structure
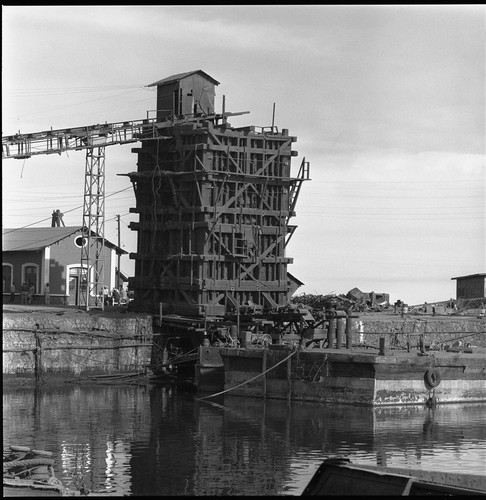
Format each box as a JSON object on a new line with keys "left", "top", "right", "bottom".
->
{"left": 147, "top": 70, "right": 220, "bottom": 121}
{"left": 451, "top": 273, "right": 486, "bottom": 300}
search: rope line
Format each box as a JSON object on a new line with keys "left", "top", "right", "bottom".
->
{"left": 198, "top": 348, "right": 297, "bottom": 400}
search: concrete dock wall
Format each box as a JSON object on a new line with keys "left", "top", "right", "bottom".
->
{"left": 3, "top": 310, "right": 153, "bottom": 384}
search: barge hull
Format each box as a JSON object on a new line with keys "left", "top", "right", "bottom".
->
{"left": 217, "top": 347, "right": 486, "bottom": 406}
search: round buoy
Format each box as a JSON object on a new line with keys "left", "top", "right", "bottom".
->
{"left": 424, "top": 369, "right": 441, "bottom": 391}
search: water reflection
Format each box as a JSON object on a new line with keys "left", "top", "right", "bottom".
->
{"left": 3, "top": 384, "right": 485, "bottom": 496}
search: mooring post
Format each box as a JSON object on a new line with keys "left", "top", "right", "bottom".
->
{"left": 287, "top": 352, "right": 292, "bottom": 402}
{"left": 336, "top": 318, "right": 345, "bottom": 349}
{"left": 345, "top": 308, "right": 353, "bottom": 349}
{"left": 34, "top": 333, "right": 43, "bottom": 383}
{"left": 379, "top": 337, "right": 388, "bottom": 356}
{"left": 262, "top": 349, "right": 267, "bottom": 399}
{"left": 328, "top": 316, "right": 336, "bottom": 348}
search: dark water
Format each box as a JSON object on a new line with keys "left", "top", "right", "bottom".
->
{"left": 3, "top": 383, "right": 486, "bottom": 496}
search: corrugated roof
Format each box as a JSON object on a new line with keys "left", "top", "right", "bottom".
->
{"left": 147, "top": 70, "right": 220, "bottom": 88}
{"left": 2, "top": 226, "right": 127, "bottom": 254}
{"left": 451, "top": 273, "right": 486, "bottom": 280}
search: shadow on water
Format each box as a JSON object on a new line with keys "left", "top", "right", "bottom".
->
{"left": 3, "top": 383, "right": 486, "bottom": 496}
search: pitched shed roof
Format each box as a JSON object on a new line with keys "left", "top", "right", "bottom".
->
{"left": 451, "top": 273, "right": 486, "bottom": 280}
{"left": 2, "top": 226, "right": 127, "bottom": 254}
{"left": 148, "top": 70, "right": 220, "bottom": 88}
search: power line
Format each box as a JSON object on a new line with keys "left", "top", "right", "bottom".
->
{"left": 9, "top": 88, "right": 149, "bottom": 121}
{"left": 297, "top": 211, "right": 485, "bottom": 221}
{"left": 2, "top": 187, "right": 132, "bottom": 234}
{"left": 4, "top": 84, "right": 150, "bottom": 97}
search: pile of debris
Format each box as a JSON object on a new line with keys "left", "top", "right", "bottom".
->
{"left": 291, "top": 288, "right": 391, "bottom": 313}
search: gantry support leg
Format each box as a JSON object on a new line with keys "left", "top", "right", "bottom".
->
{"left": 80, "top": 146, "right": 105, "bottom": 311}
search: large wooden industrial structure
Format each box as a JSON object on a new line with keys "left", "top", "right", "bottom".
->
{"left": 126, "top": 70, "right": 310, "bottom": 319}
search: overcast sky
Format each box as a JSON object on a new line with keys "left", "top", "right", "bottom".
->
{"left": 2, "top": 5, "right": 485, "bottom": 305}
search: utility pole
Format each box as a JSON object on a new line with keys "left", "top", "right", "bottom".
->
{"left": 116, "top": 214, "right": 121, "bottom": 289}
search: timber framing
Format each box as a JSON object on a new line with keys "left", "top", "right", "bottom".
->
{"left": 126, "top": 113, "right": 310, "bottom": 317}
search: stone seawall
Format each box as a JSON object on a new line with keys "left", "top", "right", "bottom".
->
{"left": 3, "top": 307, "right": 154, "bottom": 385}
{"left": 356, "top": 314, "right": 486, "bottom": 350}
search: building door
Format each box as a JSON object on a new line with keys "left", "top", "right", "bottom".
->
{"left": 68, "top": 276, "right": 78, "bottom": 305}
{"left": 68, "top": 267, "right": 87, "bottom": 306}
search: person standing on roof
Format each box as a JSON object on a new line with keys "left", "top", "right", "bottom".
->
{"left": 56, "top": 209, "right": 65, "bottom": 227}
{"left": 9, "top": 283, "right": 16, "bottom": 303}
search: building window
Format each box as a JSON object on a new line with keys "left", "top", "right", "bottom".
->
{"left": 2, "top": 263, "right": 13, "bottom": 292}
{"left": 22, "top": 264, "right": 39, "bottom": 293}
{"left": 74, "top": 235, "right": 88, "bottom": 248}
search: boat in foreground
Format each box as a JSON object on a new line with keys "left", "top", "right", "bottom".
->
{"left": 3, "top": 445, "right": 77, "bottom": 497}
{"left": 301, "top": 457, "right": 486, "bottom": 496}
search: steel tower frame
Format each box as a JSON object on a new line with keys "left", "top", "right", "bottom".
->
{"left": 81, "top": 146, "right": 106, "bottom": 310}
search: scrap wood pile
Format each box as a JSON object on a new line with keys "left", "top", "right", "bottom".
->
{"left": 291, "top": 288, "right": 390, "bottom": 313}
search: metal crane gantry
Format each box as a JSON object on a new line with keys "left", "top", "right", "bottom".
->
{"left": 2, "top": 118, "right": 169, "bottom": 310}
{"left": 2, "top": 111, "right": 247, "bottom": 311}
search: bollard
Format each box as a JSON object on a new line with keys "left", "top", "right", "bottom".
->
{"left": 328, "top": 317, "right": 336, "bottom": 348}
{"left": 379, "top": 337, "right": 388, "bottom": 356}
{"left": 345, "top": 308, "right": 353, "bottom": 349}
{"left": 336, "top": 318, "right": 346, "bottom": 349}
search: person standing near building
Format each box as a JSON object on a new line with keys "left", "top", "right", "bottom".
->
{"left": 20, "top": 282, "right": 28, "bottom": 304}
{"left": 44, "top": 283, "right": 50, "bottom": 305}
{"left": 119, "top": 285, "right": 128, "bottom": 305}
{"left": 9, "top": 283, "right": 16, "bottom": 303}
{"left": 28, "top": 283, "right": 35, "bottom": 304}
{"left": 111, "top": 286, "right": 120, "bottom": 306}
{"left": 103, "top": 286, "right": 110, "bottom": 306}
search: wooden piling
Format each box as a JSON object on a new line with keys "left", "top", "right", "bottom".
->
{"left": 262, "top": 349, "right": 267, "bottom": 399}
{"left": 287, "top": 353, "right": 292, "bottom": 402}
{"left": 336, "top": 318, "right": 345, "bottom": 349}
{"left": 328, "top": 318, "right": 336, "bottom": 348}
{"left": 345, "top": 309, "right": 353, "bottom": 349}
{"left": 34, "top": 333, "right": 43, "bottom": 383}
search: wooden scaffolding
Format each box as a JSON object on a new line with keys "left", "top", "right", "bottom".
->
{"left": 126, "top": 71, "right": 310, "bottom": 317}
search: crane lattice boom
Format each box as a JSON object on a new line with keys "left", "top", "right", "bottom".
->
{"left": 2, "top": 118, "right": 166, "bottom": 159}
